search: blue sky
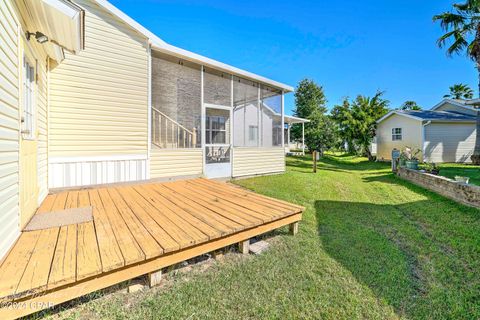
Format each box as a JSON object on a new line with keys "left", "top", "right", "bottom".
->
{"left": 110, "top": 0, "right": 478, "bottom": 115}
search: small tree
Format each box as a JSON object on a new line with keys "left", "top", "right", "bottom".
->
{"left": 291, "top": 79, "right": 331, "bottom": 152}
{"left": 331, "top": 98, "right": 356, "bottom": 153}
{"left": 304, "top": 112, "right": 339, "bottom": 155}
{"left": 400, "top": 100, "right": 422, "bottom": 110}
{"left": 443, "top": 83, "right": 474, "bottom": 99}
{"left": 331, "top": 92, "right": 389, "bottom": 160}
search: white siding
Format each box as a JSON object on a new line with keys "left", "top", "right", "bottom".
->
{"left": 424, "top": 123, "right": 475, "bottom": 163}
{"left": 150, "top": 148, "right": 203, "bottom": 178}
{"left": 232, "top": 147, "right": 285, "bottom": 177}
{"left": 49, "top": 0, "right": 149, "bottom": 158}
{"left": 0, "top": 0, "right": 20, "bottom": 259}
{"left": 49, "top": 157, "right": 147, "bottom": 188}
{"left": 435, "top": 103, "right": 477, "bottom": 116}
{"left": 376, "top": 114, "right": 423, "bottom": 161}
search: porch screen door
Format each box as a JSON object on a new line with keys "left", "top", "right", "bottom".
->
{"left": 204, "top": 106, "right": 232, "bottom": 178}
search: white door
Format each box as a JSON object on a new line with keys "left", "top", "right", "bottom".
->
{"left": 205, "top": 106, "right": 232, "bottom": 178}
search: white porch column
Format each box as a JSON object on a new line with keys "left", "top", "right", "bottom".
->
{"left": 302, "top": 122, "right": 305, "bottom": 155}
{"left": 281, "top": 91, "right": 285, "bottom": 147}
{"left": 287, "top": 124, "right": 290, "bottom": 148}
{"left": 200, "top": 65, "right": 205, "bottom": 173}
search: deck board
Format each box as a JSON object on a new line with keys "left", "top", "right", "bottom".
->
{"left": 0, "top": 178, "right": 304, "bottom": 319}
{"left": 48, "top": 191, "right": 78, "bottom": 288}
{"left": 153, "top": 184, "right": 232, "bottom": 236}
{"left": 135, "top": 186, "right": 217, "bottom": 243}
{"left": 119, "top": 186, "right": 195, "bottom": 248}
{"left": 115, "top": 186, "right": 180, "bottom": 253}
{"left": 97, "top": 188, "right": 145, "bottom": 265}
{"left": 88, "top": 189, "right": 125, "bottom": 273}
{"left": 105, "top": 188, "right": 163, "bottom": 259}
{"left": 76, "top": 191, "right": 102, "bottom": 281}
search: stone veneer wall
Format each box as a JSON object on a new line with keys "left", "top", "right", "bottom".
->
{"left": 397, "top": 167, "right": 480, "bottom": 208}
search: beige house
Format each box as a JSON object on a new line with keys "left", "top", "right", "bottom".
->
{"left": 374, "top": 99, "right": 477, "bottom": 163}
{"left": 0, "top": 0, "right": 294, "bottom": 260}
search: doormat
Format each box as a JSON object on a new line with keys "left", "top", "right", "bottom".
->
{"left": 24, "top": 207, "right": 93, "bottom": 231}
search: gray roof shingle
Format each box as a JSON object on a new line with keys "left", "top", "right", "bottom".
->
{"left": 398, "top": 110, "right": 476, "bottom": 121}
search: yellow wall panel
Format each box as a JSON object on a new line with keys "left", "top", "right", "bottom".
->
{"left": 232, "top": 147, "right": 285, "bottom": 177}
{"left": 49, "top": 0, "right": 149, "bottom": 158}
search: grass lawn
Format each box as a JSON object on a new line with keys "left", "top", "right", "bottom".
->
{"left": 436, "top": 163, "right": 480, "bottom": 185}
{"left": 36, "top": 154, "right": 480, "bottom": 320}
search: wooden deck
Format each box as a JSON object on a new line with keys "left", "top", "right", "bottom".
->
{"left": 0, "top": 178, "right": 303, "bottom": 319}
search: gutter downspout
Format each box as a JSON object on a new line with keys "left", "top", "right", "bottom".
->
{"left": 422, "top": 121, "right": 431, "bottom": 162}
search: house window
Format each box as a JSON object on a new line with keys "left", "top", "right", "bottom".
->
{"left": 22, "top": 57, "right": 35, "bottom": 140}
{"left": 392, "top": 128, "right": 402, "bottom": 141}
{"left": 248, "top": 125, "right": 258, "bottom": 142}
{"left": 206, "top": 115, "right": 227, "bottom": 144}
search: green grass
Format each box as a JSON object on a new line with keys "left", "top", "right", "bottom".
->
{"left": 37, "top": 155, "right": 480, "bottom": 320}
{"left": 436, "top": 163, "right": 480, "bottom": 185}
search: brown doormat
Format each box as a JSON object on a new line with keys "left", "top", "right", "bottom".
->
{"left": 24, "top": 207, "right": 94, "bottom": 231}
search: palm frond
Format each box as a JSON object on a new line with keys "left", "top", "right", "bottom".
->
{"left": 433, "top": 12, "right": 468, "bottom": 30}
{"left": 445, "top": 31, "right": 470, "bottom": 56}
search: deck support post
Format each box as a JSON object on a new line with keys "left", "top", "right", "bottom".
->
{"left": 147, "top": 269, "right": 163, "bottom": 287}
{"left": 289, "top": 222, "right": 299, "bottom": 235}
{"left": 238, "top": 239, "right": 250, "bottom": 254}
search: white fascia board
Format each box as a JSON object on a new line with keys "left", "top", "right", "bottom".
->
{"left": 284, "top": 115, "right": 310, "bottom": 124}
{"left": 44, "top": 0, "right": 81, "bottom": 18}
{"left": 152, "top": 43, "right": 294, "bottom": 92}
{"left": 430, "top": 99, "right": 470, "bottom": 111}
{"left": 376, "top": 111, "right": 423, "bottom": 124}
{"left": 94, "top": 0, "right": 167, "bottom": 45}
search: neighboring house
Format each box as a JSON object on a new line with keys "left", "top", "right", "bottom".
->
{"left": 0, "top": 0, "right": 294, "bottom": 259}
{"left": 375, "top": 99, "right": 477, "bottom": 163}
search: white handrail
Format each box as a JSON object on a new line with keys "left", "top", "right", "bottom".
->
{"left": 151, "top": 107, "right": 197, "bottom": 148}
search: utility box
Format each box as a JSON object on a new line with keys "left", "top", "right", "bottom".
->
{"left": 391, "top": 148, "right": 400, "bottom": 172}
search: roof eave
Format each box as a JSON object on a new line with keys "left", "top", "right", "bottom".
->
{"left": 152, "top": 43, "right": 294, "bottom": 92}
{"left": 376, "top": 111, "right": 423, "bottom": 124}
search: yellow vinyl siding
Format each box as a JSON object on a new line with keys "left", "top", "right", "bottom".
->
{"left": 150, "top": 148, "right": 203, "bottom": 178}
{"left": 376, "top": 114, "right": 423, "bottom": 161}
{"left": 0, "top": 0, "right": 20, "bottom": 259}
{"left": 232, "top": 147, "right": 285, "bottom": 177}
{"left": 49, "top": 0, "right": 149, "bottom": 158}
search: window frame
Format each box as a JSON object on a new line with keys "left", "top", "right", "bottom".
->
{"left": 248, "top": 125, "right": 258, "bottom": 142}
{"left": 391, "top": 127, "right": 402, "bottom": 141}
{"left": 22, "top": 54, "right": 36, "bottom": 140}
{"left": 206, "top": 115, "right": 228, "bottom": 145}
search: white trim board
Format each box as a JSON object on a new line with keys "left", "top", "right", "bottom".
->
{"left": 376, "top": 111, "right": 423, "bottom": 124}
{"left": 430, "top": 99, "right": 471, "bottom": 111}
{"left": 49, "top": 154, "right": 148, "bottom": 163}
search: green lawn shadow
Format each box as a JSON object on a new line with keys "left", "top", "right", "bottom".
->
{"left": 315, "top": 195, "right": 480, "bottom": 319}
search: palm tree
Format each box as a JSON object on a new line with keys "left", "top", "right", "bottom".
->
{"left": 400, "top": 100, "right": 422, "bottom": 110}
{"left": 443, "top": 83, "right": 474, "bottom": 99}
{"left": 434, "top": 0, "right": 480, "bottom": 164}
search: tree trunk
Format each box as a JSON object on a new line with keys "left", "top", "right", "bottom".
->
{"left": 470, "top": 26, "right": 480, "bottom": 165}
{"left": 365, "top": 146, "right": 373, "bottom": 161}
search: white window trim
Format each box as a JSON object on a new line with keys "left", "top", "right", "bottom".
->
{"left": 391, "top": 127, "right": 402, "bottom": 141}
{"left": 248, "top": 125, "right": 258, "bottom": 142}
{"left": 21, "top": 54, "right": 36, "bottom": 141}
